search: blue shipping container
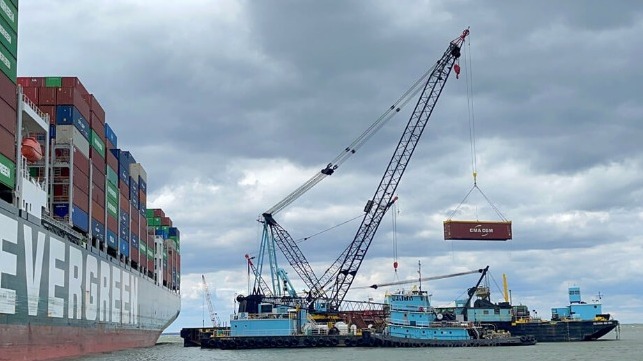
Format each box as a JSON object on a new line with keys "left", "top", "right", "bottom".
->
{"left": 129, "top": 177, "right": 138, "bottom": 199}
{"left": 53, "top": 203, "right": 69, "bottom": 218}
{"left": 139, "top": 203, "right": 146, "bottom": 216}
{"left": 155, "top": 227, "right": 169, "bottom": 240}
{"left": 121, "top": 151, "right": 136, "bottom": 166}
{"left": 120, "top": 209, "right": 129, "bottom": 225}
{"left": 118, "top": 163, "right": 129, "bottom": 183}
{"left": 119, "top": 223, "right": 129, "bottom": 242}
{"left": 107, "top": 230, "right": 118, "bottom": 249}
{"left": 131, "top": 233, "right": 139, "bottom": 249}
{"left": 56, "top": 105, "right": 90, "bottom": 140}
{"left": 138, "top": 177, "right": 147, "bottom": 194}
{"left": 91, "top": 219, "right": 106, "bottom": 242}
{"left": 131, "top": 194, "right": 139, "bottom": 209}
{"left": 120, "top": 238, "right": 130, "bottom": 257}
{"left": 71, "top": 206, "right": 89, "bottom": 232}
{"left": 105, "top": 123, "right": 117, "bottom": 147}
{"left": 169, "top": 227, "right": 180, "bottom": 238}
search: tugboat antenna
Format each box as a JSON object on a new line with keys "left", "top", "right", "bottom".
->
{"left": 418, "top": 260, "right": 422, "bottom": 292}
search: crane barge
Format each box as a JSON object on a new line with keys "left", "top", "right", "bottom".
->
{"left": 184, "top": 28, "right": 535, "bottom": 349}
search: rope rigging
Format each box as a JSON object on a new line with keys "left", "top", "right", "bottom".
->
{"left": 446, "top": 33, "right": 508, "bottom": 223}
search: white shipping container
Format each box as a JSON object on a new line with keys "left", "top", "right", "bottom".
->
{"left": 56, "top": 125, "right": 90, "bottom": 159}
{"left": 129, "top": 163, "right": 147, "bottom": 183}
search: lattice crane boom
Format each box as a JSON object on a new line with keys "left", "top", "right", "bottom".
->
{"left": 256, "top": 29, "right": 469, "bottom": 309}
{"left": 325, "top": 29, "right": 470, "bottom": 309}
{"left": 202, "top": 275, "right": 221, "bottom": 327}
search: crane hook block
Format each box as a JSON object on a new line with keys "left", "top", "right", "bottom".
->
{"left": 393, "top": 261, "right": 398, "bottom": 270}
{"left": 454, "top": 63, "right": 461, "bottom": 79}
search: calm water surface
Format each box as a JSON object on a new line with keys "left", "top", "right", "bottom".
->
{"left": 70, "top": 324, "right": 639, "bottom": 361}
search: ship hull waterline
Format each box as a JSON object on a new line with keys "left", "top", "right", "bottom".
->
{"left": 0, "top": 203, "right": 180, "bottom": 361}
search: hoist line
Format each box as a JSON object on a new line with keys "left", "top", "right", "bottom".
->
{"left": 265, "top": 63, "right": 439, "bottom": 216}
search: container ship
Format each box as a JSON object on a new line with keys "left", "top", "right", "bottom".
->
{"left": 0, "top": 3, "right": 181, "bottom": 360}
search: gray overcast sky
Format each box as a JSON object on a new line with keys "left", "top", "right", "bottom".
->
{"left": 18, "top": 1, "right": 643, "bottom": 332}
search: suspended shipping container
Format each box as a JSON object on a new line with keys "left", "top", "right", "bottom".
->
{"left": 443, "top": 220, "right": 512, "bottom": 241}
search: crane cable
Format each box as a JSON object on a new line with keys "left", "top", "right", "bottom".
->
{"left": 265, "top": 63, "right": 440, "bottom": 216}
{"left": 294, "top": 213, "right": 364, "bottom": 243}
{"left": 447, "top": 35, "right": 508, "bottom": 222}
{"left": 391, "top": 200, "right": 399, "bottom": 280}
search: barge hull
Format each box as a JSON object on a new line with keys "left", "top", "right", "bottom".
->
{"left": 489, "top": 320, "right": 619, "bottom": 342}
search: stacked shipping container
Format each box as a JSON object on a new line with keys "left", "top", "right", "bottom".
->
{"left": 147, "top": 208, "right": 181, "bottom": 289}
{"left": 0, "top": 0, "right": 18, "bottom": 202}
{"left": 16, "top": 74, "right": 180, "bottom": 287}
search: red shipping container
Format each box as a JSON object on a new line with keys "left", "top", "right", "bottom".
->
{"left": 37, "top": 105, "right": 56, "bottom": 124}
{"left": 119, "top": 180, "right": 129, "bottom": 198}
{"left": 0, "top": 98, "right": 16, "bottom": 134}
{"left": 90, "top": 113, "right": 106, "bottom": 140}
{"left": 20, "top": 87, "right": 37, "bottom": 107}
{"left": 152, "top": 209, "right": 164, "bottom": 218}
{"left": 92, "top": 186, "right": 105, "bottom": 207}
{"left": 107, "top": 212, "right": 117, "bottom": 233}
{"left": 139, "top": 191, "right": 147, "bottom": 207}
{"left": 131, "top": 223, "right": 139, "bottom": 237}
{"left": 443, "top": 220, "right": 512, "bottom": 241}
{"left": 92, "top": 164, "right": 105, "bottom": 190}
{"left": 131, "top": 248, "right": 140, "bottom": 265}
{"left": 91, "top": 200, "right": 105, "bottom": 222}
{"left": 73, "top": 161, "right": 89, "bottom": 181}
{"left": 17, "top": 77, "right": 45, "bottom": 88}
{"left": 106, "top": 150, "right": 118, "bottom": 170}
{"left": 72, "top": 147, "right": 90, "bottom": 175}
{"left": 90, "top": 148, "right": 106, "bottom": 170}
{"left": 161, "top": 216, "right": 172, "bottom": 227}
{"left": 52, "top": 184, "right": 65, "bottom": 197}
{"left": 92, "top": 161, "right": 105, "bottom": 176}
{"left": 0, "top": 73, "right": 16, "bottom": 110}
{"left": 61, "top": 77, "right": 89, "bottom": 96}
{"left": 37, "top": 87, "right": 57, "bottom": 105}
{"left": 56, "top": 87, "right": 91, "bottom": 120}
{"left": 73, "top": 167, "right": 90, "bottom": 192}
{"left": 119, "top": 192, "right": 128, "bottom": 210}
{"left": 0, "top": 125, "right": 15, "bottom": 162}
{"left": 82, "top": 94, "right": 106, "bottom": 123}
{"left": 73, "top": 186, "right": 89, "bottom": 212}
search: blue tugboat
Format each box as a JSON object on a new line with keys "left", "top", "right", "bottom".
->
{"left": 370, "top": 266, "right": 536, "bottom": 347}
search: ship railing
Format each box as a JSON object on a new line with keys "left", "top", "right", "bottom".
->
{"left": 386, "top": 318, "right": 433, "bottom": 327}
{"left": 233, "top": 312, "right": 291, "bottom": 321}
{"left": 20, "top": 91, "right": 50, "bottom": 121}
